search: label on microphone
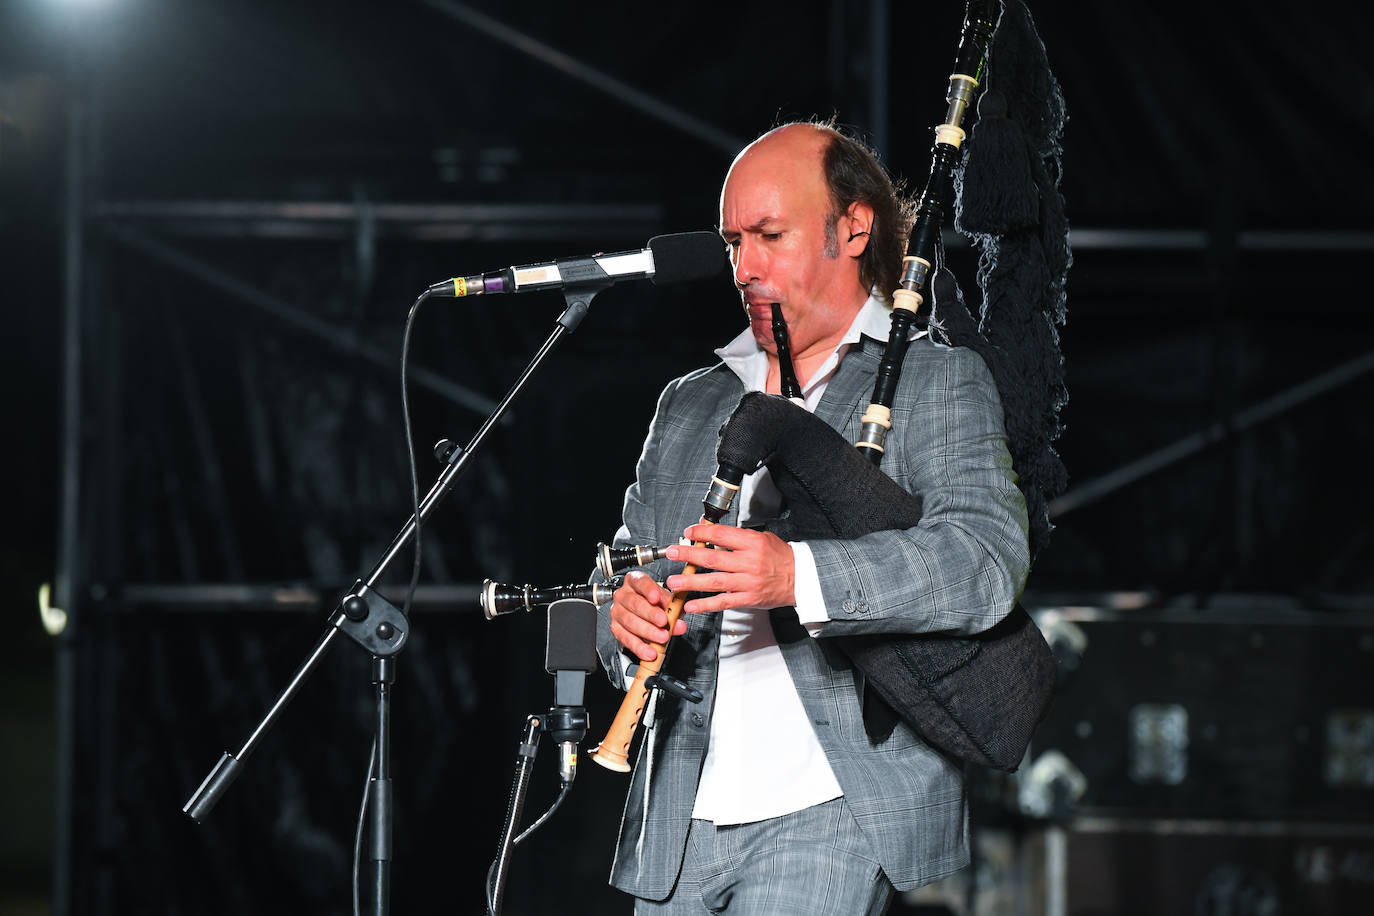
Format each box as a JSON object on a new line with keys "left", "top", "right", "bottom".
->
{"left": 513, "top": 265, "right": 561, "bottom": 288}
{"left": 596, "top": 250, "right": 653, "bottom": 278}
{"left": 560, "top": 743, "right": 578, "bottom": 783}
{"left": 557, "top": 257, "right": 615, "bottom": 286}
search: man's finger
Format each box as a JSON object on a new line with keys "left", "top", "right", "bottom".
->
{"left": 611, "top": 597, "right": 689, "bottom": 659}
{"left": 609, "top": 618, "right": 659, "bottom": 662}
{"left": 665, "top": 570, "right": 741, "bottom": 593}
{"left": 681, "top": 523, "right": 762, "bottom": 549}
{"left": 664, "top": 543, "right": 744, "bottom": 573}
{"left": 612, "top": 599, "right": 670, "bottom": 643}
{"left": 614, "top": 585, "right": 669, "bottom": 627}
{"left": 625, "top": 570, "right": 669, "bottom": 606}
{"left": 683, "top": 592, "right": 754, "bottom": 614}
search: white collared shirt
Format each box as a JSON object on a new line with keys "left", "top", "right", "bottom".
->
{"left": 690, "top": 292, "right": 918, "bottom": 824}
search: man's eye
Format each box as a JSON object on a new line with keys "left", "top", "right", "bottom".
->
{"left": 725, "top": 238, "right": 740, "bottom": 249}
{"left": 762, "top": 232, "right": 782, "bottom": 241}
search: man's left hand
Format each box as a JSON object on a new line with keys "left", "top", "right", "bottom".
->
{"left": 664, "top": 523, "right": 795, "bottom": 614}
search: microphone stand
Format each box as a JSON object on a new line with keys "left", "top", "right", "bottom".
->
{"left": 488, "top": 715, "right": 543, "bottom": 916}
{"left": 488, "top": 598, "right": 594, "bottom": 916}
{"left": 183, "top": 282, "right": 609, "bottom": 915}
{"left": 486, "top": 705, "right": 588, "bottom": 916}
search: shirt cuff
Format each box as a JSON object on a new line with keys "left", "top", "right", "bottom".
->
{"left": 790, "top": 541, "right": 828, "bottom": 636}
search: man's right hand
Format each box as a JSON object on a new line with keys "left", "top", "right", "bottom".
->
{"left": 608, "top": 570, "right": 687, "bottom": 662}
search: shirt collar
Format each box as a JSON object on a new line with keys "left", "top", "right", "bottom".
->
{"left": 714, "top": 292, "right": 925, "bottom": 394}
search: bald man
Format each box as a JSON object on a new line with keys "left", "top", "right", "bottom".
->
{"left": 596, "top": 123, "right": 1029, "bottom": 914}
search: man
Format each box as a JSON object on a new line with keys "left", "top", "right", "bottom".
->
{"left": 596, "top": 122, "right": 1030, "bottom": 914}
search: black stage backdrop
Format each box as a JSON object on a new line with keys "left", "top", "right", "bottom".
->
{"left": 3, "top": 0, "right": 1372, "bottom": 913}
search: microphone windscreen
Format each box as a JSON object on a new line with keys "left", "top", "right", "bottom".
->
{"left": 545, "top": 598, "right": 598, "bottom": 673}
{"left": 648, "top": 231, "right": 727, "bottom": 286}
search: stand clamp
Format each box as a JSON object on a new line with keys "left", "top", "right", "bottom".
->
{"left": 336, "top": 582, "right": 409, "bottom": 657}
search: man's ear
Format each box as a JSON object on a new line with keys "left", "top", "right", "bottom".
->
{"left": 844, "top": 201, "right": 875, "bottom": 256}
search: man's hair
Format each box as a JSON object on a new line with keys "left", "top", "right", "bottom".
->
{"left": 810, "top": 120, "right": 915, "bottom": 301}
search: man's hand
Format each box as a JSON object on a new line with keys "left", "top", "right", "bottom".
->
{"left": 665, "top": 523, "right": 795, "bottom": 614}
{"left": 609, "top": 571, "right": 687, "bottom": 662}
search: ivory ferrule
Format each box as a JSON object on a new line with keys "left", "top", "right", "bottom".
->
{"left": 858, "top": 406, "right": 893, "bottom": 452}
{"left": 933, "top": 123, "right": 967, "bottom": 149}
{"left": 891, "top": 288, "right": 923, "bottom": 314}
{"left": 859, "top": 403, "right": 893, "bottom": 429}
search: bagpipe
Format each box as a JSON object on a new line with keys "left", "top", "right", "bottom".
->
{"left": 591, "top": 0, "right": 1069, "bottom": 774}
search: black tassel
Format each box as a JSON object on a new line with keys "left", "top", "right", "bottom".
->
{"left": 956, "top": 89, "right": 1039, "bottom": 236}
{"left": 947, "top": 0, "right": 1071, "bottom": 559}
{"left": 928, "top": 267, "right": 980, "bottom": 349}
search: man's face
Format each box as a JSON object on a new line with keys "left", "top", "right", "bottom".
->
{"left": 718, "top": 127, "right": 866, "bottom": 356}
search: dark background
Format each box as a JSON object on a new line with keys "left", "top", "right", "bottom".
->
{"left": 3, "top": 0, "right": 1372, "bottom": 913}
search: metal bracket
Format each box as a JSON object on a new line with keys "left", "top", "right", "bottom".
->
{"left": 335, "top": 583, "right": 409, "bottom": 657}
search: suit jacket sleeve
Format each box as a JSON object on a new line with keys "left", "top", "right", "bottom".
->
{"left": 807, "top": 346, "right": 1030, "bottom": 638}
{"left": 594, "top": 378, "right": 674, "bottom": 689}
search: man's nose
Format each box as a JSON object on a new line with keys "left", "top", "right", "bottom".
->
{"left": 733, "top": 239, "right": 761, "bottom": 287}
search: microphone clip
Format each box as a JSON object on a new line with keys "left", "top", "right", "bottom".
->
{"left": 645, "top": 673, "right": 703, "bottom": 705}
{"left": 542, "top": 705, "right": 589, "bottom": 746}
{"left": 544, "top": 704, "right": 589, "bottom": 786}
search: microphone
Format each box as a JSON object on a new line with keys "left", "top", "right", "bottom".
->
{"left": 544, "top": 598, "right": 598, "bottom": 784}
{"left": 480, "top": 580, "right": 616, "bottom": 620}
{"left": 426, "top": 231, "right": 725, "bottom": 298}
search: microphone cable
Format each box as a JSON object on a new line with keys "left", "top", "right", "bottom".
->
{"left": 352, "top": 739, "right": 378, "bottom": 916}
{"left": 399, "top": 289, "right": 430, "bottom": 621}
{"left": 484, "top": 777, "right": 574, "bottom": 916}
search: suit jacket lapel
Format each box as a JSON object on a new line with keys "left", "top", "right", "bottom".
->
{"left": 814, "top": 338, "right": 880, "bottom": 440}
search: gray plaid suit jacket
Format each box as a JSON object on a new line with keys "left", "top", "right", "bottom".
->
{"left": 595, "top": 333, "right": 1030, "bottom": 900}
